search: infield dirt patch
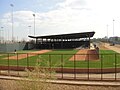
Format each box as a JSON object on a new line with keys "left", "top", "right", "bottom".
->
{"left": 69, "top": 49, "right": 99, "bottom": 61}
{"left": 3, "top": 50, "right": 51, "bottom": 60}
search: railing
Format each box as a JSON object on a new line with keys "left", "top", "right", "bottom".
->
{"left": 0, "top": 53, "right": 120, "bottom": 81}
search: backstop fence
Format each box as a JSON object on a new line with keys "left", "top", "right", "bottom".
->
{"left": 0, "top": 53, "right": 120, "bottom": 81}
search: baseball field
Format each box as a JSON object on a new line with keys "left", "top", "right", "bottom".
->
{"left": 0, "top": 49, "right": 119, "bottom": 69}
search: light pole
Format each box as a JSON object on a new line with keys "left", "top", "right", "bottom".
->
{"left": 0, "top": 27, "right": 4, "bottom": 43}
{"left": 0, "top": 29, "right": 1, "bottom": 43}
{"left": 106, "top": 24, "right": 109, "bottom": 42}
{"left": 10, "top": 4, "right": 14, "bottom": 42}
{"left": 8, "top": 28, "right": 9, "bottom": 42}
{"left": 106, "top": 25, "right": 108, "bottom": 38}
{"left": 33, "top": 14, "right": 35, "bottom": 36}
{"left": 28, "top": 25, "right": 31, "bottom": 35}
{"left": 113, "top": 19, "right": 115, "bottom": 37}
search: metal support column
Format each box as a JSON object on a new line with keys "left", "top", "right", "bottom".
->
{"left": 88, "top": 34, "right": 90, "bottom": 49}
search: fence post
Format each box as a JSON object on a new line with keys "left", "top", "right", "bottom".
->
{"left": 115, "top": 53, "right": 117, "bottom": 81}
{"left": 101, "top": 54, "right": 103, "bottom": 80}
{"left": 88, "top": 54, "right": 89, "bottom": 80}
{"left": 49, "top": 54, "right": 51, "bottom": 78}
{"left": 61, "top": 54, "right": 63, "bottom": 79}
{"left": 8, "top": 53, "right": 10, "bottom": 76}
{"left": 17, "top": 53, "right": 19, "bottom": 76}
{"left": 74, "top": 54, "right": 76, "bottom": 80}
{"left": 27, "top": 53, "right": 29, "bottom": 69}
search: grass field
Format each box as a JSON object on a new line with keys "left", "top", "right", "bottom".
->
{"left": 0, "top": 49, "right": 120, "bottom": 68}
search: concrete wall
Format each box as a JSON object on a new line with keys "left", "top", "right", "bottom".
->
{"left": 0, "top": 42, "right": 34, "bottom": 52}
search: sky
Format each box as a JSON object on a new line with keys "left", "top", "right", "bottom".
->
{"left": 1, "top": 0, "right": 120, "bottom": 41}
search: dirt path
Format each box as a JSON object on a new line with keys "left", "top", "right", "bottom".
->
{"left": 1, "top": 79, "right": 120, "bottom": 90}
{"left": 97, "top": 42, "right": 109, "bottom": 50}
{"left": 3, "top": 50, "right": 51, "bottom": 60}
{"left": 100, "top": 43, "right": 120, "bottom": 53}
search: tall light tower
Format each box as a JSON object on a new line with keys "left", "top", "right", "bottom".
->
{"left": 113, "top": 19, "right": 115, "bottom": 37}
{"left": 0, "top": 27, "right": 4, "bottom": 43}
{"left": 10, "top": 4, "right": 14, "bottom": 42}
{"left": 106, "top": 25, "right": 108, "bottom": 38}
{"left": 1, "top": 27, "right": 4, "bottom": 41}
{"left": 0, "top": 29, "right": 1, "bottom": 43}
{"left": 33, "top": 14, "right": 35, "bottom": 36}
{"left": 28, "top": 25, "right": 31, "bottom": 35}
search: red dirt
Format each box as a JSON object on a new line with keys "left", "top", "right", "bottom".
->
{"left": 3, "top": 50, "right": 51, "bottom": 60}
{"left": 69, "top": 49, "right": 99, "bottom": 61}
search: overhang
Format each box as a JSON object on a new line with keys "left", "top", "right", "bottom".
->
{"left": 28, "top": 31, "right": 95, "bottom": 39}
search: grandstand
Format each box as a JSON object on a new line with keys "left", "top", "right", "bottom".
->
{"left": 28, "top": 31, "right": 95, "bottom": 49}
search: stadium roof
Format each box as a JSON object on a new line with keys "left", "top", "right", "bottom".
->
{"left": 28, "top": 31, "right": 95, "bottom": 39}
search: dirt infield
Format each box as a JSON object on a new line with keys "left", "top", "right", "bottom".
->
{"left": 69, "top": 49, "right": 99, "bottom": 61}
{"left": 69, "top": 42, "right": 120, "bottom": 61}
{"left": 3, "top": 50, "right": 51, "bottom": 60}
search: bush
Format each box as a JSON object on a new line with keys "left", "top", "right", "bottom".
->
{"left": 18, "top": 56, "right": 56, "bottom": 90}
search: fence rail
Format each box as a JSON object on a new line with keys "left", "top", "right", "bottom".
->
{"left": 0, "top": 53, "right": 120, "bottom": 81}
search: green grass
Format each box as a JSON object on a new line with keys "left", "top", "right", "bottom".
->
{"left": 39, "top": 49, "right": 120, "bottom": 68}
{"left": 0, "top": 49, "right": 120, "bottom": 69}
{"left": 0, "top": 49, "right": 78, "bottom": 67}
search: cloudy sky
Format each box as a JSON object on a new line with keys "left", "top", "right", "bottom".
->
{"left": 0, "top": 0, "right": 120, "bottom": 41}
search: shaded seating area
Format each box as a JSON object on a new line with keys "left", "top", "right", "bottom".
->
{"left": 28, "top": 31, "right": 95, "bottom": 49}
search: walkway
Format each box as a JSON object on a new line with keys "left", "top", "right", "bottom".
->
{"left": 0, "top": 75, "right": 120, "bottom": 86}
{"left": 104, "top": 43, "right": 120, "bottom": 53}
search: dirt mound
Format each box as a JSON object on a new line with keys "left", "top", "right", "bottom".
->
{"left": 69, "top": 49, "right": 99, "bottom": 61}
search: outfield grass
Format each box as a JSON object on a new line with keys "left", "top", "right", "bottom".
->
{"left": 0, "top": 49, "right": 120, "bottom": 68}
{"left": 40, "top": 50, "right": 120, "bottom": 68}
{"left": 0, "top": 50, "right": 78, "bottom": 67}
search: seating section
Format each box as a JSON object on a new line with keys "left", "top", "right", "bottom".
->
{"left": 36, "top": 40, "right": 90, "bottom": 49}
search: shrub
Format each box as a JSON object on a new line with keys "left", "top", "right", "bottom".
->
{"left": 18, "top": 56, "right": 56, "bottom": 90}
